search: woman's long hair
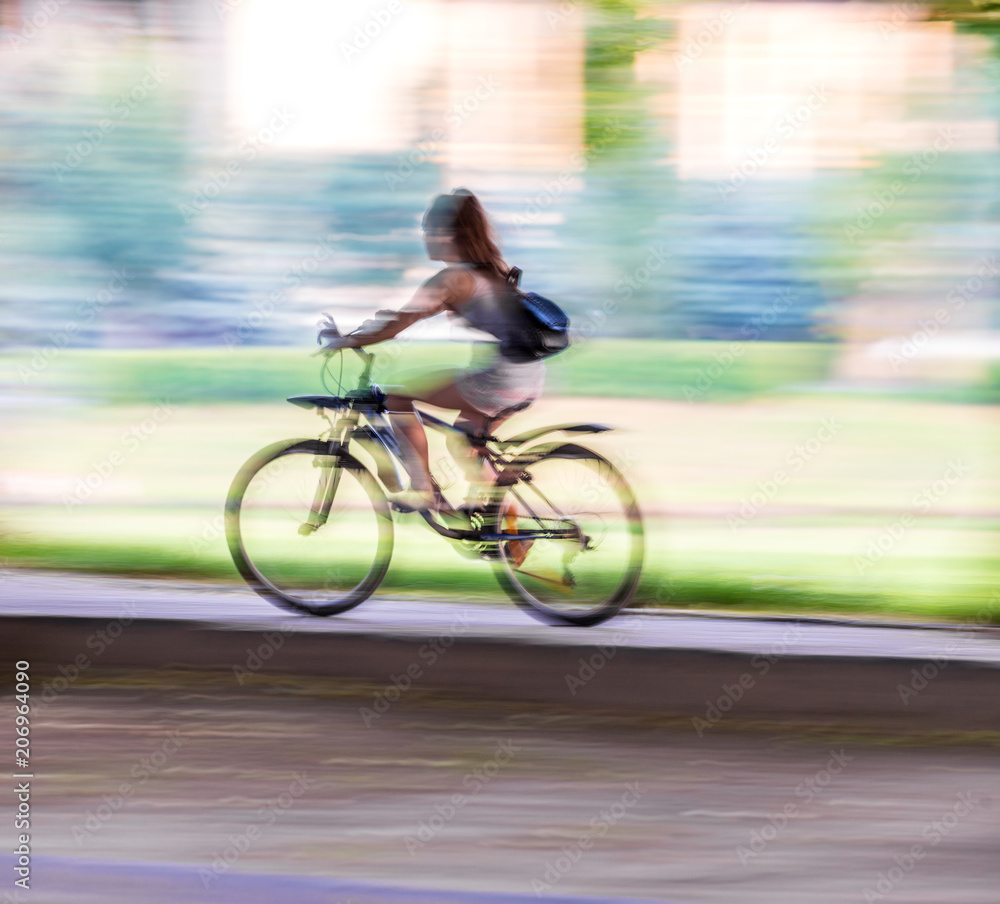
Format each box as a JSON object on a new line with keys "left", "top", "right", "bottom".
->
{"left": 422, "top": 189, "right": 508, "bottom": 281}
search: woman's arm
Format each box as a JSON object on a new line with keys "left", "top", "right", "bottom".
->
{"left": 344, "top": 267, "right": 474, "bottom": 348}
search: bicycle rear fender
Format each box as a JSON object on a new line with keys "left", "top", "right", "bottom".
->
{"left": 501, "top": 423, "right": 612, "bottom": 449}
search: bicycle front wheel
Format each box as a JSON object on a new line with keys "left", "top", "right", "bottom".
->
{"left": 492, "top": 443, "right": 644, "bottom": 627}
{"left": 226, "top": 439, "right": 393, "bottom": 616}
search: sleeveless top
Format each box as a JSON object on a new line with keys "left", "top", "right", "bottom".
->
{"left": 448, "top": 264, "right": 545, "bottom": 412}
{"left": 450, "top": 264, "right": 540, "bottom": 366}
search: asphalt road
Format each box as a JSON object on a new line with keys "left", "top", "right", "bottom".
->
{"left": 1, "top": 679, "right": 997, "bottom": 904}
{"left": 2, "top": 571, "right": 999, "bottom": 902}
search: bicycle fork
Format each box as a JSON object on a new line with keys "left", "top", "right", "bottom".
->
{"left": 298, "top": 418, "right": 353, "bottom": 536}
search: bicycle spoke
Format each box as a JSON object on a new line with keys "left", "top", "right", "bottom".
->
{"left": 228, "top": 443, "right": 392, "bottom": 616}
{"left": 493, "top": 446, "right": 643, "bottom": 626}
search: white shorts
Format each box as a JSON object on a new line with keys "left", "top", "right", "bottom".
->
{"left": 454, "top": 355, "right": 545, "bottom": 418}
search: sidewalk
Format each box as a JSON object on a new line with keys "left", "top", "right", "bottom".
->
{"left": 2, "top": 570, "right": 999, "bottom": 734}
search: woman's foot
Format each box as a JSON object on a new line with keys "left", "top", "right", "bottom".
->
{"left": 390, "top": 487, "right": 437, "bottom": 514}
{"left": 390, "top": 482, "right": 457, "bottom": 516}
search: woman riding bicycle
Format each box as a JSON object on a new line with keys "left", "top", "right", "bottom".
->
{"left": 317, "top": 189, "right": 544, "bottom": 512}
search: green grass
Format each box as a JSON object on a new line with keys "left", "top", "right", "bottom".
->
{"left": 3, "top": 507, "right": 998, "bottom": 623}
{"left": 1, "top": 346, "right": 997, "bottom": 624}
{"left": 3, "top": 537, "right": 996, "bottom": 623}
{"left": 8, "top": 340, "right": 996, "bottom": 407}
{"left": 4, "top": 341, "right": 838, "bottom": 405}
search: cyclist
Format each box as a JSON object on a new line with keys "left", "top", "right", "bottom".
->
{"left": 317, "top": 188, "right": 545, "bottom": 512}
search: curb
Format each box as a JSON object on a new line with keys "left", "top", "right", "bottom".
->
{"left": 4, "top": 614, "right": 999, "bottom": 734}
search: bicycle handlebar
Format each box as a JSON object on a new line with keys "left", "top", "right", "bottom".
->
{"left": 315, "top": 341, "right": 383, "bottom": 404}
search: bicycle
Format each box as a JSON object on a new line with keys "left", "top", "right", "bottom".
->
{"left": 225, "top": 347, "right": 644, "bottom": 626}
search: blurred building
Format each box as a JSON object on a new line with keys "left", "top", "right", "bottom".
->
{"left": 0, "top": 0, "right": 998, "bottom": 396}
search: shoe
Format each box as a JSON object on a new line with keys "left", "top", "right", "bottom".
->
{"left": 500, "top": 499, "right": 533, "bottom": 568}
{"left": 391, "top": 483, "right": 460, "bottom": 517}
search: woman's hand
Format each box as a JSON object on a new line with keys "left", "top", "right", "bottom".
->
{"left": 316, "top": 312, "right": 354, "bottom": 353}
{"left": 316, "top": 269, "right": 468, "bottom": 353}
{"left": 317, "top": 336, "right": 352, "bottom": 353}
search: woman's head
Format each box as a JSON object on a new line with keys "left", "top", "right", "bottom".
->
{"left": 422, "top": 189, "right": 507, "bottom": 279}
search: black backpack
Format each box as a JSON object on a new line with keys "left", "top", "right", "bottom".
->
{"left": 502, "top": 267, "right": 570, "bottom": 360}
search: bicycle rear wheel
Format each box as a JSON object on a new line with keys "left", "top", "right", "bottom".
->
{"left": 226, "top": 439, "right": 393, "bottom": 616}
{"left": 491, "top": 443, "right": 643, "bottom": 627}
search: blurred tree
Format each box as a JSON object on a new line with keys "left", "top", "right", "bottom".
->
{"left": 555, "top": 0, "right": 675, "bottom": 337}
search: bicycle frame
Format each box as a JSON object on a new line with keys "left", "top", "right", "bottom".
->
{"left": 230, "top": 347, "right": 643, "bottom": 626}
{"left": 287, "top": 348, "right": 599, "bottom": 544}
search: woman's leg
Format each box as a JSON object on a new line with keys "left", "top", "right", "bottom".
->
{"left": 384, "top": 397, "right": 431, "bottom": 492}
{"left": 383, "top": 369, "right": 458, "bottom": 493}
{"left": 424, "top": 383, "right": 502, "bottom": 489}
{"left": 385, "top": 378, "right": 501, "bottom": 493}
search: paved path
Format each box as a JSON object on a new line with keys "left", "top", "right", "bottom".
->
{"left": 2, "top": 569, "right": 999, "bottom": 663}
